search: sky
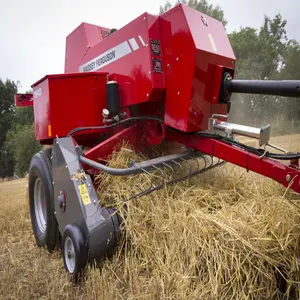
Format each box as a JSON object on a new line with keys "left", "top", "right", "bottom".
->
{"left": 0, "top": 0, "right": 299, "bottom": 92}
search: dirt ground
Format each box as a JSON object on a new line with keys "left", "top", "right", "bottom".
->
{"left": 0, "top": 134, "right": 299, "bottom": 299}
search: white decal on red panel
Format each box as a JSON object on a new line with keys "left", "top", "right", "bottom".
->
{"left": 79, "top": 41, "right": 132, "bottom": 72}
{"left": 33, "top": 88, "right": 42, "bottom": 99}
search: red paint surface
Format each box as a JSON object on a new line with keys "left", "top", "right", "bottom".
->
{"left": 15, "top": 93, "right": 33, "bottom": 107}
{"left": 31, "top": 72, "right": 107, "bottom": 142}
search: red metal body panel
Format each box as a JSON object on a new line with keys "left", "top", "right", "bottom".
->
{"left": 65, "top": 23, "right": 111, "bottom": 73}
{"left": 80, "top": 121, "right": 300, "bottom": 194}
{"left": 73, "top": 13, "right": 165, "bottom": 107}
{"left": 165, "top": 130, "right": 300, "bottom": 193}
{"left": 31, "top": 72, "right": 107, "bottom": 142}
{"left": 160, "top": 4, "right": 236, "bottom": 132}
{"left": 15, "top": 93, "right": 33, "bottom": 107}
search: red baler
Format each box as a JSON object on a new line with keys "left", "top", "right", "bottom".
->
{"left": 17, "top": 4, "right": 300, "bottom": 280}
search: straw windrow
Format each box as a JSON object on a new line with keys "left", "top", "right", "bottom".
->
{"left": 1, "top": 140, "right": 300, "bottom": 299}
{"left": 91, "top": 144, "right": 300, "bottom": 299}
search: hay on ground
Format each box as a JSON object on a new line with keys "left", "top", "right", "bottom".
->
{"left": 92, "top": 143, "right": 300, "bottom": 299}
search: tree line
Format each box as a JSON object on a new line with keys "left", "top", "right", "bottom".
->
{"left": 0, "top": 0, "right": 299, "bottom": 178}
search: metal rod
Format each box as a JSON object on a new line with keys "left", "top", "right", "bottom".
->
{"left": 80, "top": 152, "right": 193, "bottom": 176}
{"left": 267, "top": 143, "right": 289, "bottom": 154}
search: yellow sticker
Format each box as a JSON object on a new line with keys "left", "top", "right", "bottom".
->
{"left": 78, "top": 184, "right": 91, "bottom": 205}
{"left": 208, "top": 34, "right": 218, "bottom": 52}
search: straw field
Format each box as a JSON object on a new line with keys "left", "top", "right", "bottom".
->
{"left": 0, "top": 134, "right": 300, "bottom": 300}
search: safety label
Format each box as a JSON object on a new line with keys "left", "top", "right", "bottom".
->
{"left": 150, "top": 39, "right": 161, "bottom": 56}
{"left": 78, "top": 184, "right": 91, "bottom": 206}
{"left": 152, "top": 58, "right": 163, "bottom": 73}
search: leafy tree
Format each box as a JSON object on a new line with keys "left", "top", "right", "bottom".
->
{"left": 276, "top": 40, "right": 300, "bottom": 130}
{"left": 0, "top": 79, "right": 18, "bottom": 178}
{"left": 0, "top": 81, "right": 38, "bottom": 178}
{"left": 159, "top": 0, "right": 227, "bottom": 26}
{"left": 228, "top": 15, "right": 290, "bottom": 129}
{"left": 5, "top": 124, "right": 41, "bottom": 177}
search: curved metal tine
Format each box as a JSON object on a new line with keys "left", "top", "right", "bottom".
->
{"left": 151, "top": 165, "right": 165, "bottom": 187}
{"left": 162, "top": 161, "right": 174, "bottom": 173}
{"left": 179, "top": 157, "right": 193, "bottom": 178}
{"left": 186, "top": 155, "right": 199, "bottom": 173}
{"left": 170, "top": 159, "right": 184, "bottom": 181}
{"left": 128, "top": 166, "right": 165, "bottom": 199}
{"left": 168, "top": 157, "right": 201, "bottom": 185}
{"left": 126, "top": 174, "right": 154, "bottom": 201}
{"left": 190, "top": 155, "right": 201, "bottom": 172}
{"left": 206, "top": 155, "right": 214, "bottom": 168}
{"left": 171, "top": 159, "right": 184, "bottom": 171}
{"left": 139, "top": 167, "right": 155, "bottom": 191}
{"left": 198, "top": 154, "right": 207, "bottom": 169}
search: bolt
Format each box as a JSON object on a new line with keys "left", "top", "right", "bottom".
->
{"left": 52, "top": 181, "right": 54, "bottom": 185}
{"left": 167, "top": 64, "right": 170, "bottom": 68}
{"left": 148, "top": 71, "right": 151, "bottom": 75}
{"left": 177, "top": 92, "right": 180, "bottom": 95}
{"left": 146, "top": 93, "right": 149, "bottom": 97}
{"left": 65, "top": 165, "right": 68, "bottom": 168}
{"left": 213, "top": 96, "right": 216, "bottom": 100}
{"left": 143, "top": 16, "right": 146, "bottom": 20}
{"left": 93, "top": 200, "right": 97, "bottom": 204}
{"left": 88, "top": 183, "right": 91, "bottom": 187}
{"left": 145, "top": 44, "right": 148, "bottom": 47}
{"left": 54, "top": 211, "right": 56, "bottom": 215}
{"left": 51, "top": 156, "right": 53, "bottom": 160}
{"left": 286, "top": 174, "right": 291, "bottom": 182}
{"left": 176, "top": 57, "right": 179, "bottom": 61}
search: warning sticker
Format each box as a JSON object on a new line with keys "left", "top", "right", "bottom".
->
{"left": 152, "top": 58, "right": 163, "bottom": 73}
{"left": 78, "top": 184, "right": 91, "bottom": 206}
{"left": 150, "top": 39, "right": 161, "bottom": 56}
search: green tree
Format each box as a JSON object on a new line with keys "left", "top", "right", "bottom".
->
{"left": 159, "top": 0, "right": 227, "bottom": 26}
{"left": 0, "top": 79, "right": 18, "bottom": 178}
{"left": 228, "top": 15, "right": 290, "bottom": 130}
{"left": 0, "top": 82, "right": 39, "bottom": 178}
{"left": 276, "top": 40, "right": 300, "bottom": 131}
{"left": 5, "top": 124, "right": 41, "bottom": 177}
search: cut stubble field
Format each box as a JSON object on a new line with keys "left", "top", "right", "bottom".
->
{"left": 1, "top": 134, "right": 300, "bottom": 300}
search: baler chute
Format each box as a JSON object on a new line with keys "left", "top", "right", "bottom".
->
{"left": 17, "top": 3, "right": 300, "bottom": 280}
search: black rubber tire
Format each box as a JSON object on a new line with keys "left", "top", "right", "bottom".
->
{"left": 28, "top": 148, "right": 59, "bottom": 252}
{"left": 62, "top": 224, "right": 87, "bottom": 281}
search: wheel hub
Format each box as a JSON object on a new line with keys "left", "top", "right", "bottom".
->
{"left": 64, "top": 237, "right": 76, "bottom": 273}
{"left": 33, "top": 177, "right": 47, "bottom": 233}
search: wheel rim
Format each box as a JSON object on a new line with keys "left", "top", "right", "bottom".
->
{"left": 34, "top": 177, "right": 47, "bottom": 233}
{"left": 64, "top": 237, "right": 76, "bottom": 273}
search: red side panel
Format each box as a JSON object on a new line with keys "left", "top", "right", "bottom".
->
{"left": 15, "top": 93, "right": 33, "bottom": 107}
{"left": 78, "top": 13, "right": 165, "bottom": 107}
{"left": 31, "top": 72, "right": 107, "bottom": 142}
{"left": 65, "top": 23, "right": 111, "bottom": 73}
{"left": 161, "top": 4, "right": 236, "bottom": 132}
